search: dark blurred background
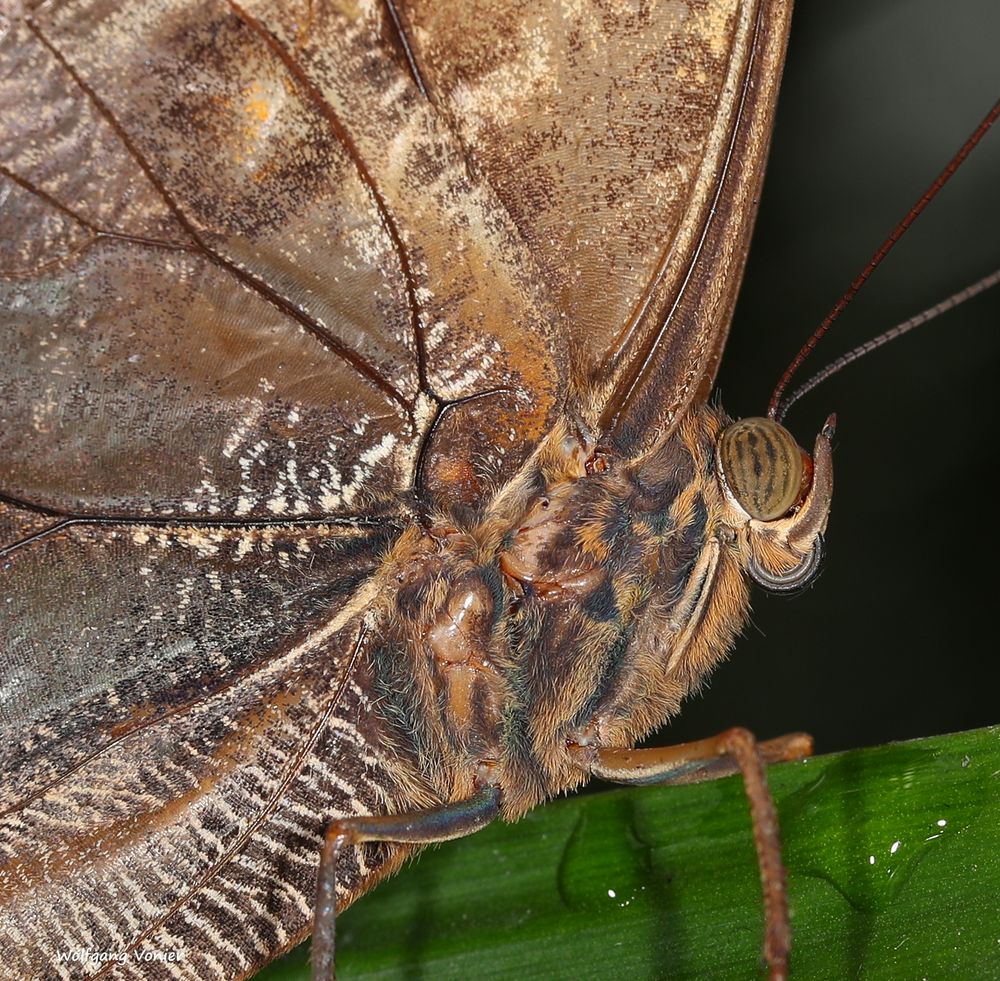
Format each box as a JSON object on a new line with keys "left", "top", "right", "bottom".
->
{"left": 662, "top": 0, "right": 1000, "bottom": 755}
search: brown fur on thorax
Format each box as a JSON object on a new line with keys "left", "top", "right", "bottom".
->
{"left": 370, "top": 405, "right": 750, "bottom": 820}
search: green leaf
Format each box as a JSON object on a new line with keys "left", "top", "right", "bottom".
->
{"left": 258, "top": 727, "right": 1000, "bottom": 980}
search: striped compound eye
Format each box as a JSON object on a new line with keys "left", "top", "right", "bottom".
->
{"left": 718, "top": 417, "right": 808, "bottom": 521}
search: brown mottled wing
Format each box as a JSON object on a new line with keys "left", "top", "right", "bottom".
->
{"left": 396, "top": 0, "right": 793, "bottom": 454}
{"left": 0, "top": 0, "right": 565, "bottom": 519}
{"left": 0, "top": 0, "right": 791, "bottom": 978}
{"left": 0, "top": 517, "right": 412, "bottom": 979}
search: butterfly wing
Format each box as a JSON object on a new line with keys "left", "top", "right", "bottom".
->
{"left": 0, "top": 519, "right": 413, "bottom": 977}
{"left": 0, "top": 0, "right": 792, "bottom": 977}
{"left": 393, "top": 0, "right": 793, "bottom": 452}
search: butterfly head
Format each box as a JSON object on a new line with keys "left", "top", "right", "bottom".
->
{"left": 715, "top": 414, "right": 835, "bottom": 593}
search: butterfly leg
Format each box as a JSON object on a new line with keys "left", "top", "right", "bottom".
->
{"left": 591, "top": 728, "right": 812, "bottom": 981}
{"left": 312, "top": 785, "right": 501, "bottom": 981}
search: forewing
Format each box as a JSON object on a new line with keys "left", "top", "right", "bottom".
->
{"left": 0, "top": 0, "right": 566, "bottom": 520}
{"left": 394, "top": 0, "right": 793, "bottom": 453}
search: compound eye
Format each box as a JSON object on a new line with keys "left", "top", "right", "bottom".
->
{"left": 718, "top": 417, "right": 807, "bottom": 521}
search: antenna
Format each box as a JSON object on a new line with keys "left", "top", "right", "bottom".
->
{"left": 779, "top": 268, "right": 1000, "bottom": 414}
{"left": 768, "top": 97, "right": 1000, "bottom": 422}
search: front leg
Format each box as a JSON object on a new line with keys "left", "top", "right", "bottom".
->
{"left": 312, "top": 785, "right": 501, "bottom": 981}
{"left": 592, "top": 729, "right": 813, "bottom": 981}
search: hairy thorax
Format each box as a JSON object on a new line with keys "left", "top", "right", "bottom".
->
{"left": 370, "top": 404, "right": 829, "bottom": 819}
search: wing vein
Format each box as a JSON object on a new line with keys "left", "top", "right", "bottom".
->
{"left": 382, "top": 0, "right": 430, "bottom": 99}
{"left": 228, "top": 1, "right": 431, "bottom": 396}
{"left": 0, "top": 505, "right": 401, "bottom": 560}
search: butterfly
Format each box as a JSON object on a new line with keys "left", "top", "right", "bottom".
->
{"left": 0, "top": 1, "right": 996, "bottom": 980}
